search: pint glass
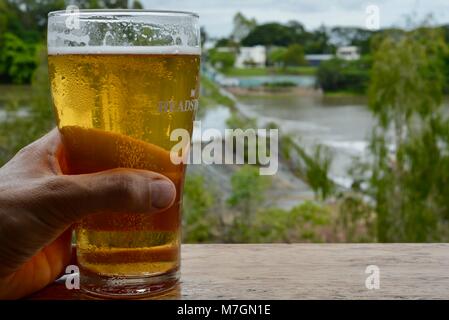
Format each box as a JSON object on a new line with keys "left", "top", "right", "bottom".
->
{"left": 47, "top": 10, "right": 200, "bottom": 297}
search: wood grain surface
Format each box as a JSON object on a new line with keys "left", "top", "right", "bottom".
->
{"left": 29, "top": 244, "right": 449, "bottom": 300}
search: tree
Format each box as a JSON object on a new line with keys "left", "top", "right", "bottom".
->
{"left": 283, "top": 44, "right": 305, "bottom": 66}
{"left": 330, "top": 27, "right": 375, "bottom": 54}
{"left": 269, "top": 44, "right": 305, "bottom": 68}
{"left": 316, "top": 56, "right": 371, "bottom": 93}
{"left": 0, "top": 1, "right": 9, "bottom": 37}
{"left": 214, "top": 38, "right": 239, "bottom": 49}
{"left": 303, "top": 25, "right": 334, "bottom": 54}
{"left": 241, "top": 23, "right": 296, "bottom": 47}
{"left": 6, "top": 0, "right": 65, "bottom": 36}
{"left": 0, "top": 0, "right": 146, "bottom": 83}
{"left": 348, "top": 26, "right": 449, "bottom": 242}
{"left": 268, "top": 47, "right": 287, "bottom": 67}
{"left": 0, "top": 32, "right": 36, "bottom": 84}
{"left": 286, "top": 20, "right": 306, "bottom": 39}
{"left": 242, "top": 21, "right": 335, "bottom": 54}
{"left": 231, "top": 12, "right": 256, "bottom": 42}
{"left": 200, "top": 26, "right": 207, "bottom": 47}
{"left": 75, "top": 0, "right": 144, "bottom": 8}
{"left": 208, "top": 49, "right": 236, "bottom": 71}
{"left": 281, "top": 135, "right": 334, "bottom": 201}
{"left": 76, "top": 0, "right": 130, "bottom": 8}
{"left": 131, "top": 0, "right": 143, "bottom": 9}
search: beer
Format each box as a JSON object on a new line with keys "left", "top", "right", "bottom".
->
{"left": 48, "top": 51, "right": 200, "bottom": 293}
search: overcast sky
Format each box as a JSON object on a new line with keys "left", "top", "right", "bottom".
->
{"left": 140, "top": 0, "right": 449, "bottom": 37}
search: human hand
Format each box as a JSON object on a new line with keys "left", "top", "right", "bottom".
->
{"left": 0, "top": 128, "right": 176, "bottom": 299}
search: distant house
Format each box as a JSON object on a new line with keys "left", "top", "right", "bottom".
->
{"left": 336, "top": 46, "right": 360, "bottom": 61}
{"left": 305, "top": 54, "right": 333, "bottom": 66}
{"left": 235, "top": 46, "right": 266, "bottom": 68}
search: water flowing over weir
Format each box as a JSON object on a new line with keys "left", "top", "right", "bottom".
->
{"left": 217, "top": 85, "right": 358, "bottom": 191}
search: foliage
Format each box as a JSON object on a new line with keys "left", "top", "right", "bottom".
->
{"left": 130, "top": 0, "right": 143, "bottom": 9}
{"left": 200, "top": 26, "right": 208, "bottom": 47}
{"left": 262, "top": 81, "right": 296, "bottom": 88}
{"left": 337, "top": 194, "right": 376, "bottom": 242}
{"left": 268, "top": 47, "right": 287, "bottom": 66}
{"left": 0, "top": 46, "right": 54, "bottom": 165}
{"left": 242, "top": 23, "right": 297, "bottom": 47}
{"left": 303, "top": 25, "right": 334, "bottom": 54}
{"left": 0, "top": 0, "right": 144, "bottom": 84}
{"left": 182, "top": 169, "right": 337, "bottom": 244}
{"left": 224, "top": 67, "right": 269, "bottom": 76}
{"left": 268, "top": 44, "right": 305, "bottom": 68}
{"left": 316, "top": 56, "right": 371, "bottom": 93}
{"left": 283, "top": 44, "right": 306, "bottom": 66}
{"left": 222, "top": 66, "right": 317, "bottom": 76}
{"left": 227, "top": 165, "right": 271, "bottom": 220}
{"left": 368, "top": 28, "right": 445, "bottom": 129}
{"left": 182, "top": 174, "right": 217, "bottom": 243}
{"left": 242, "top": 22, "right": 334, "bottom": 54}
{"left": 281, "top": 135, "right": 334, "bottom": 200}
{"left": 214, "top": 38, "right": 239, "bottom": 49}
{"left": 347, "top": 26, "right": 449, "bottom": 242}
{"left": 231, "top": 12, "right": 257, "bottom": 42}
{"left": 74, "top": 0, "right": 143, "bottom": 9}
{"left": 0, "top": 33, "right": 37, "bottom": 84}
{"left": 253, "top": 202, "right": 332, "bottom": 243}
{"left": 208, "top": 49, "right": 236, "bottom": 71}
{"left": 4, "top": 0, "right": 65, "bottom": 38}
{"left": 330, "top": 27, "right": 375, "bottom": 54}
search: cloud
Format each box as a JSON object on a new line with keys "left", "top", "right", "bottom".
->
{"left": 140, "top": 0, "right": 449, "bottom": 37}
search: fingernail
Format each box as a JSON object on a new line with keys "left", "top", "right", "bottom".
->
{"left": 152, "top": 180, "right": 176, "bottom": 208}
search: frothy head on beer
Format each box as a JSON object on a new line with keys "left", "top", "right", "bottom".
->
{"left": 48, "top": 10, "right": 200, "bottom": 55}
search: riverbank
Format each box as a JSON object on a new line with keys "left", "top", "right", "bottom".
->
{"left": 227, "top": 86, "right": 367, "bottom": 98}
{"left": 226, "top": 85, "right": 323, "bottom": 97}
{"left": 323, "top": 90, "right": 366, "bottom": 98}
{"left": 223, "top": 66, "right": 317, "bottom": 77}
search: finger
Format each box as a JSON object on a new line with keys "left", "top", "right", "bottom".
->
{"left": 32, "top": 168, "right": 177, "bottom": 226}
{"left": 69, "top": 244, "right": 77, "bottom": 266}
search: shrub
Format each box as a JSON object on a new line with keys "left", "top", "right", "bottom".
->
{"left": 208, "top": 49, "right": 236, "bottom": 71}
{"left": 316, "top": 56, "right": 371, "bottom": 93}
{"left": 0, "top": 33, "right": 37, "bottom": 84}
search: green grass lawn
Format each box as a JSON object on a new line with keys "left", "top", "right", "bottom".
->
{"left": 281, "top": 66, "right": 317, "bottom": 75}
{"left": 223, "top": 66, "right": 317, "bottom": 77}
{"left": 223, "top": 67, "right": 269, "bottom": 76}
{"left": 323, "top": 90, "right": 366, "bottom": 97}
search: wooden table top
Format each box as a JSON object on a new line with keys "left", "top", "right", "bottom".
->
{"left": 29, "top": 244, "right": 449, "bottom": 300}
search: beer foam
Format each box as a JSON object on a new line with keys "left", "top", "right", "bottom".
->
{"left": 48, "top": 45, "right": 201, "bottom": 55}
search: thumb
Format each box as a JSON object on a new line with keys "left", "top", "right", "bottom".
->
{"left": 35, "top": 168, "right": 177, "bottom": 226}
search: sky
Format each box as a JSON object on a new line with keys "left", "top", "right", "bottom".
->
{"left": 140, "top": 0, "right": 449, "bottom": 37}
